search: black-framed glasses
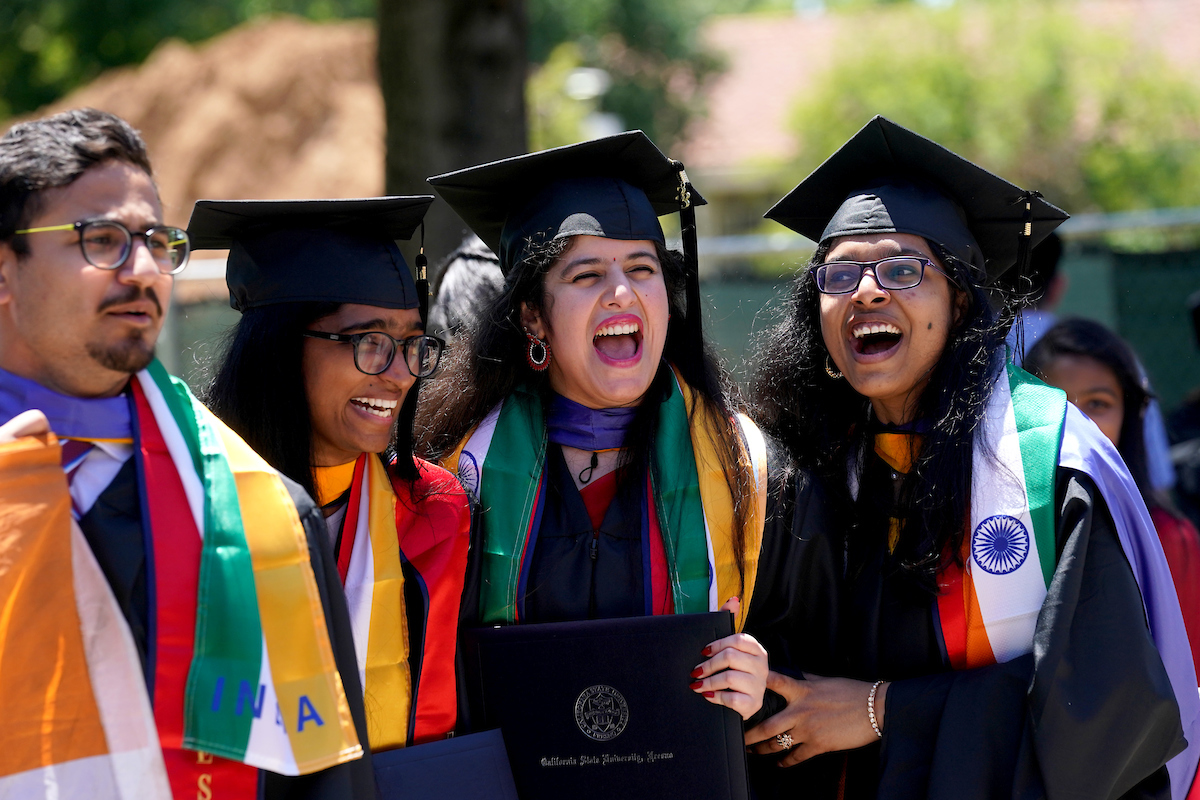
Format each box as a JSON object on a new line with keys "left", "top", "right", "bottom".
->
{"left": 303, "top": 330, "right": 445, "bottom": 378}
{"left": 812, "top": 256, "right": 957, "bottom": 295}
{"left": 15, "top": 219, "right": 191, "bottom": 274}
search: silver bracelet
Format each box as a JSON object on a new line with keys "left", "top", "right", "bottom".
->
{"left": 868, "top": 679, "right": 885, "bottom": 739}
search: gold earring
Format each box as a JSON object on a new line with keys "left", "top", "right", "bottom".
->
{"left": 825, "top": 355, "right": 843, "bottom": 380}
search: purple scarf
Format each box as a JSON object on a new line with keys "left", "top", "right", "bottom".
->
{"left": 547, "top": 394, "right": 637, "bottom": 452}
{"left": 0, "top": 366, "right": 132, "bottom": 439}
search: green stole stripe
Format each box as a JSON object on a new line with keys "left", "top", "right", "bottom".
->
{"left": 650, "top": 376, "right": 709, "bottom": 613}
{"left": 478, "top": 386, "right": 547, "bottom": 624}
{"left": 1006, "top": 364, "right": 1068, "bottom": 587}
{"left": 476, "top": 378, "right": 711, "bottom": 623}
{"left": 145, "top": 361, "right": 263, "bottom": 757}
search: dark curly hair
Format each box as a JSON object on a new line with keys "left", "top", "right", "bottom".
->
{"left": 751, "top": 241, "right": 1007, "bottom": 586}
{"left": 1, "top": 108, "right": 153, "bottom": 255}
{"left": 417, "top": 234, "right": 758, "bottom": 590}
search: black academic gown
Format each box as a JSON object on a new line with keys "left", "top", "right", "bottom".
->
{"left": 78, "top": 459, "right": 375, "bottom": 800}
{"left": 470, "top": 439, "right": 846, "bottom": 794}
{"left": 740, "top": 445, "right": 843, "bottom": 799}
{"left": 758, "top": 448, "right": 1186, "bottom": 800}
{"left": 476, "top": 441, "right": 841, "bottom": 641}
{"left": 522, "top": 444, "right": 653, "bottom": 622}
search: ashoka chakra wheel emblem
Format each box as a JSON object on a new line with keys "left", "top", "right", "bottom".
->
{"left": 971, "top": 514, "right": 1030, "bottom": 575}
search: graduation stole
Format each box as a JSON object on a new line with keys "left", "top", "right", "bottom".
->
{"left": 934, "top": 364, "right": 1066, "bottom": 669}
{"left": 334, "top": 453, "right": 470, "bottom": 751}
{"left": 443, "top": 368, "right": 768, "bottom": 630}
{"left": 0, "top": 360, "right": 361, "bottom": 800}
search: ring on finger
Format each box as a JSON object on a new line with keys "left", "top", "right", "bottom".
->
{"left": 776, "top": 733, "right": 794, "bottom": 750}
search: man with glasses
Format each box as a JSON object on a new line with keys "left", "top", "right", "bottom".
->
{"left": 0, "top": 109, "right": 373, "bottom": 799}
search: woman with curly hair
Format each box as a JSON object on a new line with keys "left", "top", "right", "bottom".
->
{"left": 746, "top": 117, "right": 1197, "bottom": 799}
{"left": 420, "top": 132, "right": 837, "bottom": 729}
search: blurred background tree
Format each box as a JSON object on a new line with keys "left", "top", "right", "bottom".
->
{"left": 377, "top": 0, "right": 527, "bottom": 265}
{"left": 787, "top": 0, "right": 1200, "bottom": 217}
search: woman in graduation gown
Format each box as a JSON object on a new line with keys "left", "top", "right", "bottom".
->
{"left": 419, "top": 132, "right": 839, "bottom": 723}
{"left": 746, "top": 116, "right": 1199, "bottom": 799}
{"left": 195, "top": 197, "right": 473, "bottom": 757}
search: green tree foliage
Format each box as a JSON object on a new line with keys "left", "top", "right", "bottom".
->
{"left": 527, "top": 0, "right": 730, "bottom": 148}
{"left": 788, "top": 0, "right": 1200, "bottom": 213}
{"left": 0, "top": 0, "right": 372, "bottom": 119}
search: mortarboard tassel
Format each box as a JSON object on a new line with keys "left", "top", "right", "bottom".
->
{"left": 1007, "top": 190, "right": 1041, "bottom": 364}
{"left": 393, "top": 221, "right": 428, "bottom": 481}
{"left": 672, "top": 160, "right": 704, "bottom": 373}
{"left": 415, "top": 220, "right": 430, "bottom": 328}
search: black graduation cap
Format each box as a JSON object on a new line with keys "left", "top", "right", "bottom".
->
{"left": 427, "top": 131, "right": 706, "bottom": 276}
{"left": 765, "top": 116, "right": 1068, "bottom": 283}
{"left": 427, "top": 130, "right": 709, "bottom": 350}
{"left": 187, "top": 196, "right": 435, "bottom": 312}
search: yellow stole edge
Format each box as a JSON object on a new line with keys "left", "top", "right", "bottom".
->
{"left": 676, "top": 379, "right": 767, "bottom": 633}
{"left": 210, "top": 414, "right": 363, "bottom": 771}
{"left": 361, "top": 455, "right": 411, "bottom": 750}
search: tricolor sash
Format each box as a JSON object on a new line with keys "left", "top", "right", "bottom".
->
{"left": 935, "top": 364, "right": 1064, "bottom": 668}
{"left": 335, "top": 453, "right": 471, "bottom": 751}
{"left": 443, "top": 369, "right": 767, "bottom": 630}
{"left": 0, "top": 360, "right": 362, "bottom": 799}
{"left": 928, "top": 363, "right": 1200, "bottom": 798}
{"left": 0, "top": 432, "right": 171, "bottom": 799}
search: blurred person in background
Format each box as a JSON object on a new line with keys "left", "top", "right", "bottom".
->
{"left": 1170, "top": 291, "right": 1200, "bottom": 530}
{"left": 0, "top": 109, "right": 371, "bottom": 799}
{"left": 1027, "top": 318, "right": 1200, "bottom": 676}
{"left": 428, "top": 233, "right": 504, "bottom": 343}
{"left": 198, "top": 198, "right": 473, "bottom": 777}
{"left": 1007, "top": 232, "right": 1179, "bottom": 494}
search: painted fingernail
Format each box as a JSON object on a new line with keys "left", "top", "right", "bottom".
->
{"left": 689, "top": 680, "right": 703, "bottom": 690}
{"left": 703, "top": 691, "right": 716, "bottom": 698}
{"left": 690, "top": 666, "right": 704, "bottom": 678}
{"left": 702, "top": 646, "right": 713, "bottom": 657}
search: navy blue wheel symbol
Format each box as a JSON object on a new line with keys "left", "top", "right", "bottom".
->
{"left": 971, "top": 515, "right": 1030, "bottom": 575}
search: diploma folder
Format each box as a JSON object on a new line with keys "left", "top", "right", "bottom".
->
{"left": 463, "top": 612, "right": 751, "bottom": 800}
{"left": 371, "top": 728, "right": 519, "bottom": 800}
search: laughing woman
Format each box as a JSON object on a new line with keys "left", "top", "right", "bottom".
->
{"left": 419, "top": 133, "right": 837, "bottom": 724}
{"left": 195, "top": 198, "right": 472, "bottom": 759}
{"left": 747, "top": 118, "right": 1199, "bottom": 799}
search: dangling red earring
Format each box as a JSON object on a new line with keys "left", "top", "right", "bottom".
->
{"left": 525, "top": 328, "right": 551, "bottom": 372}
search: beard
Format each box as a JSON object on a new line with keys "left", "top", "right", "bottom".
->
{"left": 87, "top": 330, "right": 156, "bottom": 374}
{"left": 86, "top": 285, "right": 163, "bottom": 374}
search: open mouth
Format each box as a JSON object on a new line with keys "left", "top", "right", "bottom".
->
{"left": 593, "top": 319, "right": 643, "bottom": 363}
{"left": 350, "top": 396, "right": 397, "bottom": 420}
{"left": 851, "top": 321, "right": 902, "bottom": 356}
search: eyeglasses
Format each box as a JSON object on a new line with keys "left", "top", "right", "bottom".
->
{"left": 15, "top": 219, "right": 191, "bottom": 274}
{"left": 302, "top": 330, "right": 446, "bottom": 378}
{"left": 812, "top": 256, "right": 957, "bottom": 295}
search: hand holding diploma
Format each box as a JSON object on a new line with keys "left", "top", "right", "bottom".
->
{"left": 690, "top": 597, "right": 769, "bottom": 720}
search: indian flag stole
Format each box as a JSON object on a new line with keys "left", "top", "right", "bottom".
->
{"left": 936, "top": 364, "right": 1066, "bottom": 668}
{"left": 0, "top": 360, "right": 362, "bottom": 800}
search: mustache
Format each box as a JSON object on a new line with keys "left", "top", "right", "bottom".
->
{"left": 97, "top": 285, "right": 162, "bottom": 316}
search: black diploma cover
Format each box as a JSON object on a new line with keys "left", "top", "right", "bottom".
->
{"left": 463, "top": 612, "right": 750, "bottom": 800}
{"left": 371, "top": 729, "right": 520, "bottom": 800}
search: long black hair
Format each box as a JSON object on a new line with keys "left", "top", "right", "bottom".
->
{"left": 205, "top": 302, "right": 341, "bottom": 502}
{"left": 417, "top": 235, "right": 758, "bottom": 589}
{"left": 1024, "top": 318, "right": 1166, "bottom": 511}
{"left": 751, "top": 242, "right": 1007, "bottom": 585}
